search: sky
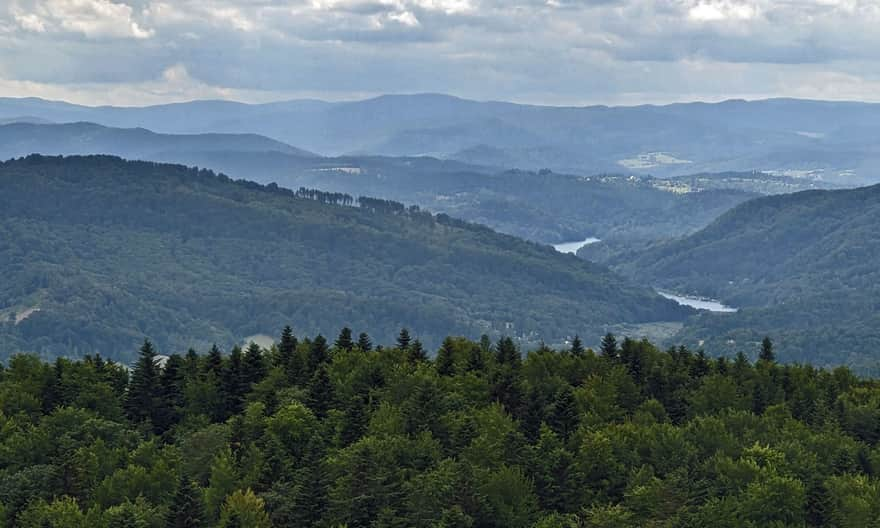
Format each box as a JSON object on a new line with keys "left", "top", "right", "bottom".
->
{"left": 2, "top": 0, "right": 880, "bottom": 106}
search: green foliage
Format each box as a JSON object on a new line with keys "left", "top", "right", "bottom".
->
{"left": 218, "top": 489, "right": 271, "bottom": 528}
{"left": 0, "top": 155, "right": 687, "bottom": 364}
{"left": 0, "top": 329, "right": 879, "bottom": 527}
{"left": 619, "top": 184, "right": 880, "bottom": 372}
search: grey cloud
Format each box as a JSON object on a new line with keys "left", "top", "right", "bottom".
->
{"left": 2, "top": 0, "right": 880, "bottom": 104}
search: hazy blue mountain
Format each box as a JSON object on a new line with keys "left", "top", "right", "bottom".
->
{"left": 3, "top": 95, "right": 880, "bottom": 184}
{"left": 0, "top": 155, "right": 689, "bottom": 362}
{"left": 616, "top": 184, "right": 880, "bottom": 371}
{"left": 0, "top": 121, "right": 759, "bottom": 245}
{"left": 0, "top": 122, "right": 315, "bottom": 161}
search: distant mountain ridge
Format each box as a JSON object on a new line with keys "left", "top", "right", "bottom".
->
{"left": 0, "top": 121, "right": 316, "bottom": 161}
{"left": 3, "top": 95, "right": 880, "bottom": 184}
{"left": 0, "top": 121, "right": 762, "bottom": 246}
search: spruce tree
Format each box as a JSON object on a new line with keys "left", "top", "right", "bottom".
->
{"left": 166, "top": 477, "right": 206, "bottom": 528}
{"left": 243, "top": 342, "right": 267, "bottom": 388}
{"left": 335, "top": 327, "right": 354, "bottom": 351}
{"left": 307, "top": 365, "right": 335, "bottom": 419}
{"left": 436, "top": 337, "right": 456, "bottom": 376}
{"left": 157, "top": 354, "right": 186, "bottom": 433}
{"left": 308, "top": 335, "right": 329, "bottom": 374}
{"left": 277, "top": 326, "right": 301, "bottom": 384}
{"left": 600, "top": 333, "right": 618, "bottom": 360}
{"left": 223, "top": 346, "right": 246, "bottom": 417}
{"left": 340, "top": 396, "right": 368, "bottom": 446}
{"left": 125, "top": 339, "right": 161, "bottom": 425}
{"left": 278, "top": 326, "right": 297, "bottom": 365}
{"left": 357, "top": 332, "right": 373, "bottom": 352}
{"left": 466, "top": 345, "right": 485, "bottom": 373}
{"left": 407, "top": 339, "right": 427, "bottom": 364}
{"left": 549, "top": 387, "right": 579, "bottom": 440}
{"left": 495, "top": 337, "right": 519, "bottom": 367}
{"left": 570, "top": 335, "right": 585, "bottom": 357}
{"left": 759, "top": 336, "right": 775, "bottom": 363}
{"left": 205, "top": 344, "right": 224, "bottom": 377}
{"left": 397, "top": 328, "right": 412, "bottom": 350}
{"left": 521, "top": 388, "right": 546, "bottom": 443}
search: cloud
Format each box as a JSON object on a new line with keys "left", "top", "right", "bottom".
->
{"left": 10, "top": 0, "right": 154, "bottom": 39}
{"left": 2, "top": 0, "right": 880, "bottom": 105}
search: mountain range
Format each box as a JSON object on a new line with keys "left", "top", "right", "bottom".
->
{"left": 2, "top": 95, "right": 880, "bottom": 185}
{"left": 0, "top": 121, "right": 781, "bottom": 245}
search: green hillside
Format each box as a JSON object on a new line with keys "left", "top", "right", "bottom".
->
{"left": 618, "top": 185, "right": 880, "bottom": 370}
{"left": 0, "top": 155, "right": 688, "bottom": 362}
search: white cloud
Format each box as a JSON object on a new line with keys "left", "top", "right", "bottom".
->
{"left": 688, "top": 1, "right": 758, "bottom": 22}
{"left": 10, "top": 0, "right": 154, "bottom": 39}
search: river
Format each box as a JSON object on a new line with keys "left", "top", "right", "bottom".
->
{"left": 552, "top": 237, "right": 601, "bottom": 255}
{"left": 657, "top": 291, "right": 737, "bottom": 313}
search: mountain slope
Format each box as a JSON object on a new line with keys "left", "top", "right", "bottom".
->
{"left": 0, "top": 121, "right": 760, "bottom": 245}
{"left": 618, "top": 185, "right": 880, "bottom": 370}
{"left": 0, "top": 122, "right": 315, "bottom": 161}
{"left": 3, "top": 95, "right": 880, "bottom": 184}
{"left": 0, "top": 155, "right": 689, "bottom": 362}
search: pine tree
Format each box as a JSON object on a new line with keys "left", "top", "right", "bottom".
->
{"left": 805, "top": 480, "right": 832, "bottom": 527}
{"left": 600, "top": 333, "right": 618, "bottom": 360}
{"left": 549, "top": 387, "right": 579, "bottom": 440}
{"left": 340, "top": 396, "right": 368, "bottom": 447}
{"left": 157, "top": 354, "right": 186, "bottom": 433}
{"left": 277, "top": 326, "right": 301, "bottom": 384}
{"left": 335, "top": 327, "right": 354, "bottom": 351}
{"left": 407, "top": 339, "right": 427, "bottom": 364}
{"left": 466, "top": 345, "right": 485, "bottom": 373}
{"left": 184, "top": 348, "right": 200, "bottom": 380}
{"left": 125, "top": 339, "right": 161, "bottom": 425}
{"left": 436, "top": 337, "right": 456, "bottom": 376}
{"left": 205, "top": 344, "right": 224, "bottom": 377}
{"left": 243, "top": 342, "right": 267, "bottom": 388}
{"left": 357, "top": 332, "right": 373, "bottom": 352}
{"left": 307, "top": 366, "right": 335, "bottom": 419}
{"left": 570, "top": 335, "right": 585, "bottom": 357}
{"left": 521, "top": 388, "right": 546, "bottom": 443}
{"left": 223, "top": 346, "right": 246, "bottom": 417}
{"left": 759, "top": 336, "right": 775, "bottom": 363}
{"left": 308, "top": 335, "right": 329, "bottom": 374}
{"left": 397, "top": 328, "right": 412, "bottom": 350}
{"left": 495, "top": 337, "right": 519, "bottom": 367}
{"left": 166, "top": 477, "right": 206, "bottom": 528}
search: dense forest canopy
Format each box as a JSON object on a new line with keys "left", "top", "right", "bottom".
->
{"left": 1, "top": 329, "right": 879, "bottom": 527}
{"left": 614, "top": 184, "right": 880, "bottom": 373}
{"left": 0, "top": 155, "right": 688, "bottom": 363}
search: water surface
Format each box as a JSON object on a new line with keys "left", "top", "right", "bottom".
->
{"left": 552, "top": 237, "right": 601, "bottom": 255}
{"left": 657, "top": 291, "right": 737, "bottom": 313}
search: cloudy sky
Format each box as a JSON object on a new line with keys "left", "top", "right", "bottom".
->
{"left": 2, "top": 0, "right": 880, "bottom": 106}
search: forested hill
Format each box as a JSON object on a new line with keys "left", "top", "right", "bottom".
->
{"left": 2, "top": 331, "right": 879, "bottom": 526}
{"left": 0, "top": 122, "right": 316, "bottom": 160}
{"left": 0, "top": 155, "right": 688, "bottom": 363}
{"left": 618, "top": 185, "right": 880, "bottom": 370}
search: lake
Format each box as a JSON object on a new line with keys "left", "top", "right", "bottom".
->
{"left": 657, "top": 291, "right": 737, "bottom": 313}
{"left": 552, "top": 237, "right": 601, "bottom": 254}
